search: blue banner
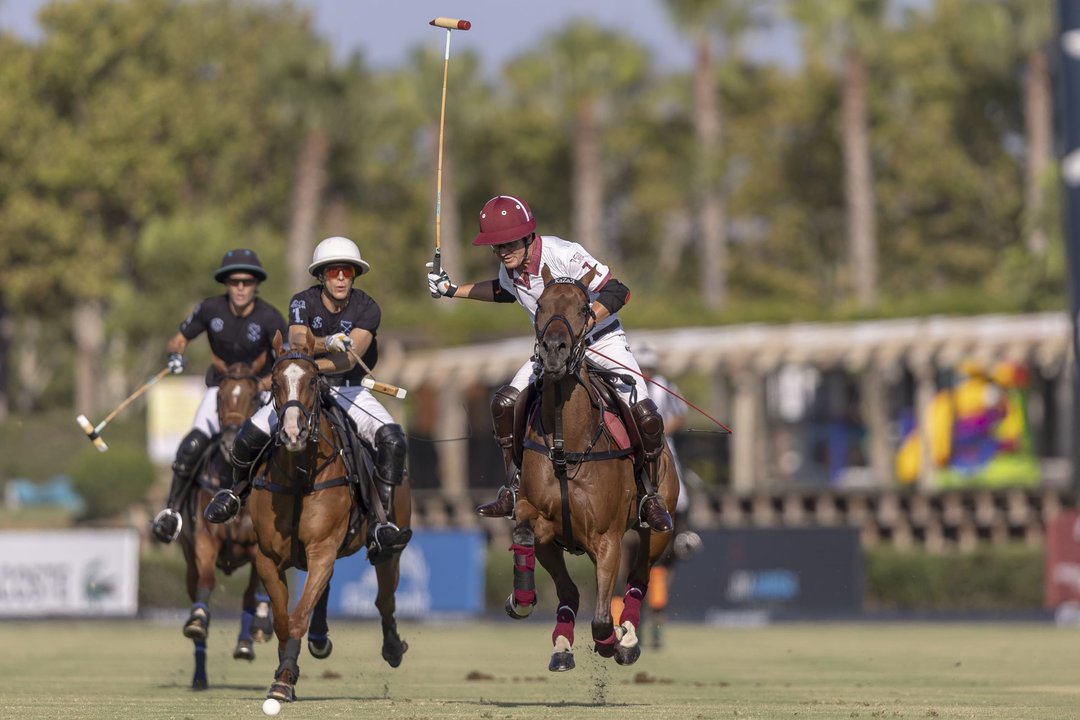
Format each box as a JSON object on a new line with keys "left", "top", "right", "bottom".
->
{"left": 292, "top": 529, "right": 486, "bottom": 618}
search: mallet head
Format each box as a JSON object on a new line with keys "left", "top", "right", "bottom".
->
{"left": 76, "top": 414, "right": 109, "bottom": 453}
{"left": 430, "top": 17, "right": 471, "bottom": 30}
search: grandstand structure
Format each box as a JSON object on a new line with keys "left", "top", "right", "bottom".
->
{"left": 377, "top": 312, "right": 1075, "bottom": 550}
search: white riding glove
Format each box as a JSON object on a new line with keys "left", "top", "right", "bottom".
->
{"left": 167, "top": 353, "right": 186, "bottom": 375}
{"left": 325, "top": 332, "right": 352, "bottom": 353}
{"left": 425, "top": 262, "right": 457, "bottom": 298}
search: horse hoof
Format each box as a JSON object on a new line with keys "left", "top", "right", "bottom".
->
{"left": 308, "top": 637, "right": 333, "bottom": 660}
{"left": 382, "top": 638, "right": 408, "bottom": 668}
{"left": 267, "top": 682, "right": 295, "bottom": 702}
{"left": 594, "top": 642, "right": 617, "bottom": 659}
{"left": 183, "top": 620, "right": 208, "bottom": 641}
{"left": 548, "top": 651, "right": 575, "bottom": 672}
{"left": 234, "top": 640, "right": 255, "bottom": 661}
{"left": 504, "top": 594, "right": 534, "bottom": 620}
{"left": 614, "top": 643, "right": 641, "bottom": 666}
{"left": 192, "top": 675, "right": 208, "bottom": 691}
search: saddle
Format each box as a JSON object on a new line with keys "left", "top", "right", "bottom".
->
{"left": 511, "top": 370, "right": 646, "bottom": 471}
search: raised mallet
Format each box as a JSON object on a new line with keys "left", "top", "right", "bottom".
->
{"left": 75, "top": 366, "right": 171, "bottom": 452}
{"left": 428, "top": 16, "right": 472, "bottom": 296}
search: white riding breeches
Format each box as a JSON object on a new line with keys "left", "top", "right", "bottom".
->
{"left": 190, "top": 387, "right": 272, "bottom": 437}
{"left": 247, "top": 385, "right": 393, "bottom": 446}
{"left": 508, "top": 329, "right": 644, "bottom": 406}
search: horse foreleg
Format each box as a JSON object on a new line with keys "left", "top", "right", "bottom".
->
{"left": 375, "top": 555, "right": 408, "bottom": 668}
{"left": 505, "top": 521, "right": 537, "bottom": 620}
{"left": 534, "top": 541, "right": 579, "bottom": 672}
{"left": 590, "top": 531, "right": 627, "bottom": 662}
{"left": 306, "top": 585, "right": 333, "bottom": 660}
{"left": 183, "top": 532, "right": 219, "bottom": 641}
{"left": 253, "top": 551, "right": 294, "bottom": 702}
{"left": 233, "top": 566, "right": 265, "bottom": 661}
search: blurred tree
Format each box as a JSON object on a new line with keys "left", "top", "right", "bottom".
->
{"left": 663, "top": 0, "right": 764, "bottom": 310}
{"left": 504, "top": 23, "right": 650, "bottom": 263}
{"left": 789, "top": 0, "right": 888, "bottom": 312}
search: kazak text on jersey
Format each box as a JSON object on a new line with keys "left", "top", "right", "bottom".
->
{"left": 179, "top": 296, "right": 288, "bottom": 387}
{"left": 289, "top": 285, "right": 380, "bottom": 385}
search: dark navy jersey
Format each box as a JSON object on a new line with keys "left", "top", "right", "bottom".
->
{"left": 179, "top": 296, "right": 288, "bottom": 387}
{"left": 289, "top": 285, "right": 380, "bottom": 385}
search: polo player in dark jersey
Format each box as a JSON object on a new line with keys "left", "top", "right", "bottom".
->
{"left": 150, "top": 249, "right": 288, "bottom": 544}
{"left": 204, "top": 236, "right": 412, "bottom": 566}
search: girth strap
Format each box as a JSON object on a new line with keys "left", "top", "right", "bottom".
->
{"left": 252, "top": 475, "right": 349, "bottom": 495}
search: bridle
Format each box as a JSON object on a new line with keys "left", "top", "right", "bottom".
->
{"left": 535, "top": 276, "right": 595, "bottom": 376}
{"left": 217, "top": 365, "right": 262, "bottom": 430}
{"left": 271, "top": 351, "right": 323, "bottom": 447}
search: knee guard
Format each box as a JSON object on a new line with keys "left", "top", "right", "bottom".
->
{"left": 374, "top": 423, "right": 407, "bottom": 487}
{"left": 491, "top": 385, "right": 520, "bottom": 450}
{"left": 631, "top": 399, "right": 665, "bottom": 460}
{"left": 230, "top": 422, "right": 270, "bottom": 488}
{"left": 172, "top": 429, "right": 212, "bottom": 479}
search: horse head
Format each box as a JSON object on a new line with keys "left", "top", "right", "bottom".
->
{"left": 535, "top": 264, "right": 596, "bottom": 381}
{"left": 212, "top": 353, "right": 265, "bottom": 458}
{"left": 270, "top": 328, "right": 322, "bottom": 453}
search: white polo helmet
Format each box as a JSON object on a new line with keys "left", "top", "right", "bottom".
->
{"left": 308, "top": 236, "right": 370, "bottom": 277}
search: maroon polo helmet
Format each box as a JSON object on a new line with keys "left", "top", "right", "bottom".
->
{"left": 472, "top": 194, "right": 537, "bottom": 246}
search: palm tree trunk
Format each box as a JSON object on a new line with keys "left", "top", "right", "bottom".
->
{"left": 72, "top": 300, "right": 105, "bottom": 416}
{"left": 287, "top": 126, "right": 330, "bottom": 291}
{"left": 1024, "top": 47, "right": 1051, "bottom": 257}
{"left": 0, "top": 296, "right": 10, "bottom": 422}
{"left": 842, "top": 47, "right": 877, "bottom": 310}
{"left": 694, "top": 35, "right": 726, "bottom": 310}
{"left": 572, "top": 95, "right": 607, "bottom": 260}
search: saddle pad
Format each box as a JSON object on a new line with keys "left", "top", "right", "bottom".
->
{"left": 528, "top": 403, "right": 631, "bottom": 450}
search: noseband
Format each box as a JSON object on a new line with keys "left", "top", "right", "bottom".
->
{"left": 272, "top": 351, "right": 323, "bottom": 444}
{"left": 536, "top": 276, "right": 595, "bottom": 375}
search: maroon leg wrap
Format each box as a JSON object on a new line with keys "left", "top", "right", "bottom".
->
{"left": 620, "top": 581, "right": 646, "bottom": 629}
{"left": 551, "top": 602, "right": 578, "bottom": 646}
{"left": 510, "top": 543, "right": 536, "bottom": 607}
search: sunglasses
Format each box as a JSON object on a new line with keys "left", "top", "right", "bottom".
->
{"left": 226, "top": 277, "right": 257, "bottom": 288}
{"left": 323, "top": 264, "right": 356, "bottom": 280}
{"left": 491, "top": 237, "right": 529, "bottom": 255}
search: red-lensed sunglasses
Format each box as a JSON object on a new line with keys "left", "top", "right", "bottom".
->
{"left": 323, "top": 264, "right": 356, "bottom": 280}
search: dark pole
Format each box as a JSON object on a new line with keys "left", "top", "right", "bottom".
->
{"left": 1058, "top": 1, "right": 1080, "bottom": 493}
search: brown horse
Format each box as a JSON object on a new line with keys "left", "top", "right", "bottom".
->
{"left": 177, "top": 355, "right": 273, "bottom": 689}
{"left": 506, "top": 265, "right": 678, "bottom": 671}
{"left": 250, "top": 329, "right": 410, "bottom": 703}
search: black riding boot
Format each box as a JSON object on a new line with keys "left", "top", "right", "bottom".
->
{"left": 366, "top": 424, "right": 413, "bottom": 566}
{"left": 631, "top": 399, "right": 674, "bottom": 533}
{"left": 204, "top": 422, "right": 270, "bottom": 524}
{"left": 151, "top": 429, "right": 211, "bottom": 543}
{"left": 476, "top": 385, "right": 520, "bottom": 519}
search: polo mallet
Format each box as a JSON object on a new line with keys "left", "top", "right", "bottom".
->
{"left": 345, "top": 346, "right": 407, "bottom": 399}
{"left": 75, "top": 366, "right": 172, "bottom": 452}
{"left": 428, "top": 16, "right": 471, "bottom": 296}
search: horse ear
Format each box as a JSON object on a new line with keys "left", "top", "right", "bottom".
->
{"left": 252, "top": 350, "right": 267, "bottom": 374}
{"left": 581, "top": 267, "right": 596, "bottom": 287}
{"left": 541, "top": 264, "right": 553, "bottom": 285}
{"left": 210, "top": 354, "right": 227, "bottom": 373}
{"left": 272, "top": 330, "right": 283, "bottom": 356}
{"left": 301, "top": 326, "right": 315, "bottom": 355}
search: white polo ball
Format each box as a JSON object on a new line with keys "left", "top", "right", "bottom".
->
{"left": 262, "top": 698, "right": 282, "bottom": 716}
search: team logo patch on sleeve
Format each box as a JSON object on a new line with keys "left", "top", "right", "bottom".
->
{"left": 339, "top": 320, "right": 353, "bottom": 333}
{"left": 311, "top": 316, "right": 323, "bottom": 330}
{"left": 210, "top": 318, "right": 224, "bottom": 333}
{"left": 247, "top": 322, "right": 262, "bottom": 342}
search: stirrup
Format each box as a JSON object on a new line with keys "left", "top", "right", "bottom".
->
{"left": 204, "top": 489, "right": 240, "bottom": 524}
{"left": 151, "top": 508, "right": 182, "bottom": 543}
{"left": 367, "top": 522, "right": 412, "bottom": 565}
{"left": 637, "top": 493, "right": 673, "bottom": 532}
{"left": 475, "top": 481, "right": 517, "bottom": 519}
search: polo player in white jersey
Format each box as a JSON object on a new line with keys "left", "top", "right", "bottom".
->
{"left": 426, "top": 194, "right": 672, "bottom": 533}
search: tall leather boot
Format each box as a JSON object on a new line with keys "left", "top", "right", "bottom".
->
{"left": 476, "top": 385, "right": 521, "bottom": 519}
{"left": 365, "top": 424, "right": 413, "bottom": 566}
{"left": 631, "top": 399, "right": 674, "bottom": 533}
{"left": 204, "top": 422, "right": 270, "bottom": 524}
{"left": 151, "top": 429, "right": 211, "bottom": 543}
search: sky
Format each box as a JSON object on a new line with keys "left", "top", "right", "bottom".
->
{"left": 0, "top": 0, "right": 801, "bottom": 72}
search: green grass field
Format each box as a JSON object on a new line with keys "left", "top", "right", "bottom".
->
{"left": 1, "top": 620, "right": 1078, "bottom": 720}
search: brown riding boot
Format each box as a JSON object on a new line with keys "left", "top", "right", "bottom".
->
{"left": 476, "top": 385, "right": 521, "bottom": 519}
{"left": 632, "top": 398, "right": 674, "bottom": 533}
{"left": 476, "top": 470, "right": 520, "bottom": 518}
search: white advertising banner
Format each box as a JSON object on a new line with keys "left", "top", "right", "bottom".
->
{"left": 0, "top": 529, "right": 139, "bottom": 617}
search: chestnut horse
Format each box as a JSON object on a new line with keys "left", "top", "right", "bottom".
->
{"left": 250, "top": 330, "right": 410, "bottom": 703}
{"left": 177, "top": 356, "right": 272, "bottom": 690}
{"left": 506, "top": 265, "right": 678, "bottom": 671}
